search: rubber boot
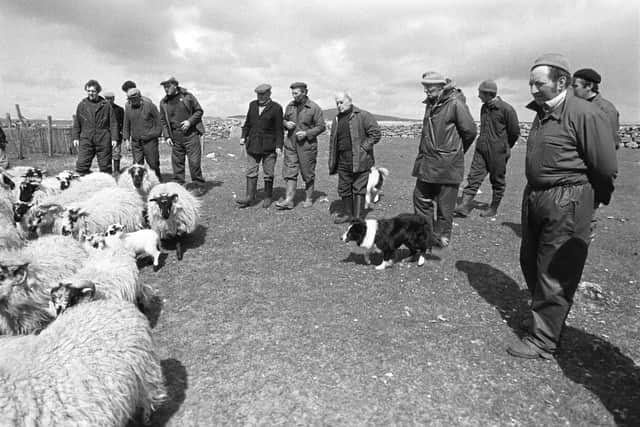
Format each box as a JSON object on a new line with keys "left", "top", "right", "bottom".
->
{"left": 454, "top": 194, "right": 474, "bottom": 217}
{"left": 263, "top": 180, "right": 274, "bottom": 208}
{"left": 236, "top": 177, "right": 258, "bottom": 208}
{"left": 301, "top": 181, "right": 314, "bottom": 208}
{"left": 353, "top": 194, "right": 366, "bottom": 219}
{"left": 334, "top": 196, "right": 353, "bottom": 224}
{"left": 112, "top": 159, "right": 120, "bottom": 175}
{"left": 480, "top": 199, "right": 500, "bottom": 217}
{"left": 275, "top": 180, "right": 296, "bottom": 210}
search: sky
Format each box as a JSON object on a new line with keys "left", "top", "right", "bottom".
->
{"left": 0, "top": 0, "right": 638, "bottom": 123}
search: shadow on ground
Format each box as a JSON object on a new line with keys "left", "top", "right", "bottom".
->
{"left": 456, "top": 260, "right": 640, "bottom": 425}
{"left": 150, "top": 358, "right": 189, "bottom": 426}
{"left": 161, "top": 225, "right": 207, "bottom": 258}
{"left": 501, "top": 221, "right": 522, "bottom": 238}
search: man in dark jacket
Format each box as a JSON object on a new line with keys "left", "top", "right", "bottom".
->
{"left": 572, "top": 68, "right": 621, "bottom": 150}
{"left": 328, "top": 91, "right": 381, "bottom": 223}
{"left": 0, "top": 126, "right": 8, "bottom": 169}
{"left": 123, "top": 88, "right": 163, "bottom": 182}
{"left": 507, "top": 54, "right": 617, "bottom": 360}
{"left": 455, "top": 80, "right": 520, "bottom": 218}
{"left": 236, "top": 84, "right": 284, "bottom": 208}
{"left": 159, "top": 77, "right": 206, "bottom": 196}
{"left": 275, "top": 82, "right": 326, "bottom": 210}
{"left": 72, "top": 79, "right": 119, "bottom": 175}
{"left": 412, "top": 71, "right": 477, "bottom": 247}
{"left": 103, "top": 92, "right": 124, "bottom": 174}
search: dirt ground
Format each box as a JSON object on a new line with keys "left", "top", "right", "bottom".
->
{"left": 10, "top": 136, "right": 640, "bottom": 426}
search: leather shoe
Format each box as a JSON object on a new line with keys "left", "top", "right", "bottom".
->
{"left": 507, "top": 337, "right": 554, "bottom": 360}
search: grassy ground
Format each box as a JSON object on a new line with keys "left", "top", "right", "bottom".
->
{"left": 10, "top": 136, "right": 640, "bottom": 426}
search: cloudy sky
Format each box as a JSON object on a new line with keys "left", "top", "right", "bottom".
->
{"left": 0, "top": 0, "right": 638, "bottom": 123}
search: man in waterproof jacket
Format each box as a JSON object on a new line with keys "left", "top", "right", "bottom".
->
{"left": 507, "top": 54, "right": 617, "bottom": 360}
{"left": 123, "top": 88, "right": 163, "bottom": 182}
{"left": 237, "top": 83, "right": 284, "bottom": 208}
{"left": 455, "top": 80, "right": 520, "bottom": 218}
{"left": 412, "top": 71, "right": 477, "bottom": 248}
{"left": 328, "top": 91, "right": 381, "bottom": 223}
{"left": 159, "top": 76, "right": 206, "bottom": 196}
{"left": 72, "top": 80, "right": 119, "bottom": 175}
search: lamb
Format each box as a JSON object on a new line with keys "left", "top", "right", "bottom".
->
{"left": 49, "top": 280, "right": 95, "bottom": 316}
{"left": 105, "top": 223, "right": 163, "bottom": 271}
{"left": 0, "top": 298, "right": 167, "bottom": 426}
{"left": 147, "top": 182, "right": 201, "bottom": 260}
{"left": 118, "top": 164, "right": 160, "bottom": 199}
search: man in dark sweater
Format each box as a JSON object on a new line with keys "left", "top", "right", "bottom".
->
{"left": 159, "top": 77, "right": 206, "bottom": 195}
{"left": 123, "top": 88, "right": 163, "bottom": 182}
{"left": 104, "top": 92, "right": 124, "bottom": 174}
{"left": 328, "top": 92, "right": 381, "bottom": 223}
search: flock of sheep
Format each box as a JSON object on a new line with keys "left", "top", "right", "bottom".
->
{"left": 0, "top": 164, "right": 202, "bottom": 425}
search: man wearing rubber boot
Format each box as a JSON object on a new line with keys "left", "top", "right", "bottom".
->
{"left": 507, "top": 54, "right": 617, "bottom": 360}
{"left": 275, "top": 82, "right": 325, "bottom": 210}
{"left": 328, "top": 91, "right": 381, "bottom": 223}
{"left": 455, "top": 80, "right": 520, "bottom": 218}
{"left": 237, "top": 84, "right": 284, "bottom": 208}
{"left": 412, "top": 71, "right": 477, "bottom": 248}
{"left": 103, "top": 92, "right": 124, "bottom": 175}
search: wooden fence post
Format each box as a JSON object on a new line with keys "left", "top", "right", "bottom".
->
{"left": 5, "top": 113, "right": 11, "bottom": 128}
{"left": 17, "top": 129, "right": 24, "bottom": 160}
{"left": 47, "top": 116, "right": 53, "bottom": 157}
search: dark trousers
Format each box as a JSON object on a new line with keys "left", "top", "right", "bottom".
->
{"left": 520, "top": 183, "right": 594, "bottom": 352}
{"left": 413, "top": 180, "right": 458, "bottom": 239}
{"left": 76, "top": 137, "right": 112, "bottom": 174}
{"left": 171, "top": 131, "right": 204, "bottom": 185}
{"left": 337, "top": 151, "right": 368, "bottom": 197}
{"left": 132, "top": 138, "right": 161, "bottom": 179}
{"left": 462, "top": 142, "right": 509, "bottom": 204}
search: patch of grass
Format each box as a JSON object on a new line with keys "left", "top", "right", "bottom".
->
{"left": 11, "top": 137, "right": 640, "bottom": 426}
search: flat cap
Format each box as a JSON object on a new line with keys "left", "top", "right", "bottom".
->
{"left": 254, "top": 83, "right": 272, "bottom": 94}
{"left": 160, "top": 76, "right": 179, "bottom": 86}
{"left": 290, "top": 81, "right": 307, "bottom": 90}
{"left": 531, "top": 53, "right": 570, "bottom": 74}
{"left": 573, "top": 68, "right": 601, "bottom": 84}
{"left": 126, "top": 88, "right": 141, "bottom": 98}
{"left": 421, "top": 71, "right": 447, "bottom": 85}
{"left": 102, "top": 91, "right": 115, "bottom": 98}
{"left": 478, "top": 80, "right": 497, "bottom": 93}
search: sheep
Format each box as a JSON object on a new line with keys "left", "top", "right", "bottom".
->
{"left": 49, "top": 280, "right": 95, "bottom": 316}
{"left": 59, "top": 186, "right": 146, "bottom": 238}
{"left": 0, "top": 298, "right": 167, "bottom": 426}
{"left": 118, "top": 164, "right": 160, "bottom": 199}
{"left": 55, "top": 169, "right": 80, "bottom": 190}
{"left": 20, "top": 203, "right": 67, "bottom": 238}
{"left": 105, "top": 223, "right": 163, "bottom": 271}
{"left": 147, "top": 182, "right": 201, "bottom": 260}
{"left": 0, "top": 173, "right": 25, "bottom": 250}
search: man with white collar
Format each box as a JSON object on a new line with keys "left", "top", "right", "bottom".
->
{"left": 507, "top": 54, "right": 617, "bottom": 360}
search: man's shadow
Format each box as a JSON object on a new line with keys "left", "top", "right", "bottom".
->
{"left": 501, "top": 221, "right": 522, "bottom": 238}
{"left": 456, "top": 260, "right": 640, "bottom": 425}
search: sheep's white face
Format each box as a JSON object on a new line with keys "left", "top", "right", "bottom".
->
{"left": 60, "top": 207, "right": 85, "bottom": 237}
{"left": 106, "top": 223, "right": 125, "bottom": 236}
{"left": 56, "top": 170, "right": 79, "bottom": 190}
{"left": 84, "top": 233, "right": 106, "bottom": 249}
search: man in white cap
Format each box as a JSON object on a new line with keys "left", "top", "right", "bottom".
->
{"left": 412, "top": 71, "right": 477, "bottom": 247}
{"left": 236, "top": 83, "right": 284, "bottom": 208}
{"left": 103, "top": 91, "right": 124, "bottom": 174}
{"left": 507, "top": 53, "right": 617, "bottom": 360}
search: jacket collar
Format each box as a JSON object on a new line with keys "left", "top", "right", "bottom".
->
{"left": 526, "top": 90, "right": 569, "bottom": 121}
{"left": 288, "top": 96, "right": 313, "bottom": 108}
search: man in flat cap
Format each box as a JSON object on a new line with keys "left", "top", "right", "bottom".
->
{"left": 508, "top": 54, "right": 617, "bottom": 360}
{"left": 455, "top": 80, "right": 520, "bottom": 218}
{"left": 236, "top": 84, "right": 284, "bottom": 208}
{"left": 412, "top": 71, "right": 477, "bottom": 248}
{"left": 103, "top": 91, "right": 124, "bottom": 175}
{"left": 275, "top": 82, "right": 326, "bottom": 209}
{"left": 572, "top": 68, "right": 621, "bottom": 149}
{"left": 123, "top": 87, "right": 163, "bottom": 182}
{"left": 72, "top": 79, "right": 119, "bottom": 175}
{"left": 159, "top": 76, "right": 206, "bottom": 196}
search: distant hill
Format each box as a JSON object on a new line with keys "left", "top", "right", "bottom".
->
{"left": 225, "top": 110, "right": 417, "bottom": 122}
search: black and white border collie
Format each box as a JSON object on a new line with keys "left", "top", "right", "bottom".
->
{"left": 341, "top": 213, "right": 438, "bottom": 270}
{"left": 365, "top": 166, "right": 389, "bottom": 209}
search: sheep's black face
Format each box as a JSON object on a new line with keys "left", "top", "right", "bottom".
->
{"left": 13, "top": 201, "right": 32, "bottom": 222}
{"left": 50, "top": 282, "right": 95, "bottom": 316}
{"left": 27, "top": 209, "right": 46, "bottom": 232}
{"left": 129, "top": 165, "right": 146, "bottom": 188}
{"left": 24, "top": 168, "right": 44, "bottom": 182}
{"left": 106, "top": 223, "right": 124, "bottom": 236}
{"left": 56, "top": 170, "right": 79, "bottom": 190}
{"left": 151, "top": 194, "right": 177, "bottom": 219}
{"left": 61, "top": 209, "right": 83, "bottom": 236}
{"left": 18, "top": 181, "right": 39, "bottom": 202}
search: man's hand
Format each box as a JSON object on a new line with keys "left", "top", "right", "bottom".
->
{"left": 111, "top": 141, "right": 117, "bottom": 149}
{"left": 179, "top": 120, "right": 191, "bottom": 132}
{"left": 276, "top": 147, "right": 283, "bottom": 156}
{"left": 125, "top": 138, "right": 132, "bottom": 151}
{"left": 165, "top": 138, "right": 174, "bottom": 147}
{"left": 240, "top": 138, "right": 245, "bottom": 146}
{"left": 284, "top": 120, "right": 296, "bottom": 130}
{"left": 295, "top": 130, "right": 306, "bottom": 141}
{"left": 73, "top": 139, "right": 79, "bottom": 148}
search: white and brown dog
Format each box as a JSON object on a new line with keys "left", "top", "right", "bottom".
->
{"left": 365, "top": 166, "right": 389, "bottom": 209}
{"left": 341, "top": 214, "right": 438, "bottom": 270}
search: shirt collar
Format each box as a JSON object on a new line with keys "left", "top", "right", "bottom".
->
{"left": 544, "top": 90, "right": 567, "bottom": 112}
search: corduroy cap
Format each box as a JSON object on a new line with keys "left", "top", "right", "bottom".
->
{"left": 160, "top": 76, "right": 179, "bottom": 86}
{"left": 102, "top": 91, "right": 115, "bottom": 98}
{"left": 478, "top": 80, "right": 497, "bottom": 93}
{"left": 290, "top": 81, "right": 307, "bottom": 90}
{"left": 126, "top": 88, "right": 141, "bottom": 99}
{"left": 573, "top": 68, "right": 601, "bottom": 84}
{"left": 255, "top": 83, "right": 272, "bottom": 94}
{"left": 421, "top": 71, "right": 447, "bottom": 85}
{"left": 531, "top": 53, "right": 570, "bottom": 74}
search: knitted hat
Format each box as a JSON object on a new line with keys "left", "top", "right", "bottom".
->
{"left": 421, "top": 71, "right": 447, "bottom": 85}
{"left": 531, "top": 53, "right": 570, "bottom": 74}
{"left": 478, "top": 80, "right": 497, "bottom": 93}
{"left": 573, "top": 68, "right": 601, "bottom": 84}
